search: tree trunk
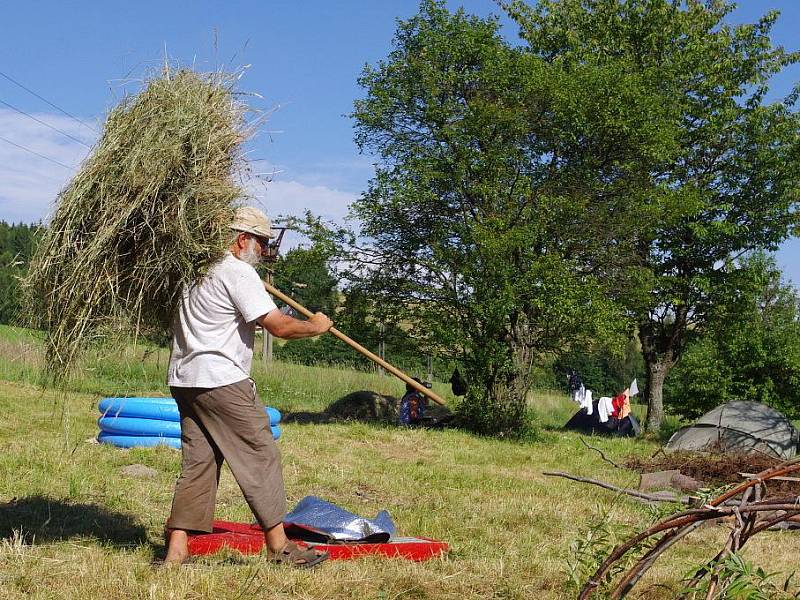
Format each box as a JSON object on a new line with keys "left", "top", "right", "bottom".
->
{"left": 459, "top": 313, "right": 535, "bottom": 437}
{"left": 488, "top": 370, "right": 531, "bottom": 435}
{"left": 644, "top": 358, "right": 672, "bottom": 431}
{"left": 639, "top": 304, "right": 688, "bottom": 432}
{"left": 458, "top": 365, "right": 531, "bottom": 436}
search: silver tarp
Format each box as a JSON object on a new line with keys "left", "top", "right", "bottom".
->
{"left": 284, "top": 496, "right": 396, "bottom": 543}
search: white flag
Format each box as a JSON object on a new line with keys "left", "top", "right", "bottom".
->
{"left": 629, "top": 378, "right": 639, "bottom": 397}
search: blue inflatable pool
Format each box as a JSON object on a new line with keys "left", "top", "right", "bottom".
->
{"left": 97, "top": 425, "right": 282, "bottom": 447}
{"left": 97, "top": 397, "right": 283, "bottom": 449}
{"left": 98, "top": 397, "right": 281, "bottom": 425}
{"left": 267, "top": 407, "right": 281, "bottom": 426}
{"left": 99, "top": 397, "right": 179, "bottom": 421}
{"left": 97, "top": 433, "right": 181, "bottom": 450}
{"left": 98, "top": 416, "right": 182, "bottom": 437}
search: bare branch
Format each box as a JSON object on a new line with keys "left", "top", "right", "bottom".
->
{"left": 579, "top": 437, "right": 624, "bottom": 469}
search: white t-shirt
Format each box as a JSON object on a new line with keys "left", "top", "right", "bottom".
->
{"left": 167, "top": 252, "right": 277, "bottom": 388}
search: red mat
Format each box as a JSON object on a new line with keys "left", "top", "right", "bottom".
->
{"left": 187, "top": 520, "right": 448, "bottom": 562}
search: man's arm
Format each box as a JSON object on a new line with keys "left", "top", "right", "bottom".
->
{"left": 257, "top": 309, "right": 332, "bottom": 340}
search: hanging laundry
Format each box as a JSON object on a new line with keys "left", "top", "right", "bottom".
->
{"left": 619, "top": 393, "right": 632, "bottom": 419}
{"left": 582, "top": 389, "right": 593, "bottom": 415}
{"left": 597, "top": 396, "right": 614, "bottom": 423}
{"left": 567, "top": 369, "right": 584, "bottom": 403}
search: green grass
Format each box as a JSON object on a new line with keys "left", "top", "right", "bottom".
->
{"left": 1, "top": 324, "right": 799, "bottom": 599}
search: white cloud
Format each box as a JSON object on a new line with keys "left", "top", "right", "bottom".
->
{"left": 287, "top": 156, "right": 376, "bottom": 191}
{"left": 246, "top": 178, "right": 356, "bottom": 223}
{"left": 244, "top": 177, "right": 360, "bottom": 250}
{"left": 0, "top": 109, "right": 93, "bottom": 223}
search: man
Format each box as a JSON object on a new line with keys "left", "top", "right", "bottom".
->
{"left": 163, "top": 206, "right": 333, "bottom": 568}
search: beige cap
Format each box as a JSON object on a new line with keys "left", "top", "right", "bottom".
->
{"left": 230, "top": 206, "right": 274, "bottom": 239}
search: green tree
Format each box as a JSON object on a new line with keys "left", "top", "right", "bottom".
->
{"left": 505, "top": 0, "right": 800, "bottom": 430}
{"left": 336, "top": 283, "right": 436, "bottom": 374}
{"left": 665, "top": 253, "right": 800, "bottom": 420}
{"left": 0, "top": 222, "right": 40, "bottom": 324}
{"left": 350, "top": 1, "right": 672, "bottom": 435}
{"left": 271, "top": 245, "right": 338, "bottom": 314}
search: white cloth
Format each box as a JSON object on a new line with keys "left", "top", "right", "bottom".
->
{"left": 629, "top": 378, "right": 639, "bottom": 397}
{"left": 582, "top": 389, "right": 593, "bottom": 415}
{"left": 571, "top": 385, "right": 594, "bottom": 415}
{"left": 571, "top": 384, "right": 586, "bottom": 405}
{"left": 167, "top": 252, "right": 277, "bottom": 388}
{"left": 597, "top": 396, "right": 614, "bottom": 423}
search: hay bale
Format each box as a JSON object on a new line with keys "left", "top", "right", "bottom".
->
{"left": 325, "top": 391, "right": 400, "bottom": 424}
{"left": 23, "top": 68, "right": 249, "bottom": 377}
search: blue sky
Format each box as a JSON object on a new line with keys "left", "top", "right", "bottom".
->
{"left": 1, "top": 1, "right": 799, "bottom": 280}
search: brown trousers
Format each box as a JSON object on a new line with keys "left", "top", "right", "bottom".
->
{"left": 166, "top": 378, "right": 286, "bottom": 533}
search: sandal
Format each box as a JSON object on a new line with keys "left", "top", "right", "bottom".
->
{"left": 268, "top": 541, "right": 329, "bottom": 569}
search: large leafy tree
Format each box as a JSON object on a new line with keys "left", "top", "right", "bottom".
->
{"left": 350, "top": 1, "right": 674, "bottom": 435}
{"left": 665, "top": 253, "right": 800, "bottom": 420}
{"left": 505, "top": 0, "right": 800, "bottom": 429}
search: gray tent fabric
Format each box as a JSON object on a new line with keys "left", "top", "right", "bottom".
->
{"left": 666, "top": 401, "right": 800, "bottom": 459}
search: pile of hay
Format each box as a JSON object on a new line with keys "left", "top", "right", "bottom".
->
{"left": 325, "top": 391, "right": 400, "bottom": 424}
{"left": 24, "top": 68, "right": 250, "bottom": 378}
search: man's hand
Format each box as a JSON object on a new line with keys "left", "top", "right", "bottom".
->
{"left": 308, "top": 312, "right": 333, "bottom": 335}
{"left": 258, "top": 309, "right": 332, "bottom": 340}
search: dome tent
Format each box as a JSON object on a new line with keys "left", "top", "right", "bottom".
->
{"left": 665, "top": 401, "right": 800, "bottom": 459}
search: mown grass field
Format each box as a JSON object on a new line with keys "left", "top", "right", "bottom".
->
{"left": 1, "top": 324, "right": 799, "bottom": 599}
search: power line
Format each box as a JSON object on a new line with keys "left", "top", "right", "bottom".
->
{"left": 0, "top": 134, "right": 76, "bottom": 171}
{"left": 0, "top": 97, "right": 92, "bottom": 149}
{"left": 0, "top": 69, "right": 98, "bottom": 134}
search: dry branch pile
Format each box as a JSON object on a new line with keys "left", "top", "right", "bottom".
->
{"left": 627, "top": 451, "right": 800, "bottom": 496}
{"left": 578, "top": 457, "right": 800, "bottom": 599}
{"left": 24, "top": 69, "right": 251, "bottom": 378}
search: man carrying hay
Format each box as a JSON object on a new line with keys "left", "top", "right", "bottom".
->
{"left": 163, "top": 206, "right": 333, "bottom": 568}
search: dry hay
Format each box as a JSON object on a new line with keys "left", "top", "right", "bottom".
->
{"left": 23, "top": 68, "right": 252, "bottom": 378}
{"left": 325, "top": 391, "right": 400, "bottom": 424}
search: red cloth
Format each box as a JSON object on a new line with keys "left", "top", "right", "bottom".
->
{"left": 611, "top": 393, "right": 626, "bottom": 419}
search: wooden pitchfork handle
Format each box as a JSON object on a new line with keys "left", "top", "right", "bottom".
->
{"left": 263, "top": 280, "right": 447, "bottom": 406}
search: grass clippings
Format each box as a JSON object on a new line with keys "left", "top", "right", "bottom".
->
{"left": 23, "top": 67, "right": 250, "bottom": 379}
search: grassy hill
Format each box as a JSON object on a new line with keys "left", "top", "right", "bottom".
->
{"left": 1, "top": 325, "right": 798, "bottom": 599}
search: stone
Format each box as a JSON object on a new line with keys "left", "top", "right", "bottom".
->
{"left": 670, "top": 472, "right": 703, "bottom": 492}
{"left": 640, "top": 469, "right": 703, "bottom": 492}
{"left": 639, "top": 470, "right": 682, "bottom": 491}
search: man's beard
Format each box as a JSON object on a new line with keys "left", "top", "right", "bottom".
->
{"left": 240, "top": 239, "right": 262, "bottom": 266}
